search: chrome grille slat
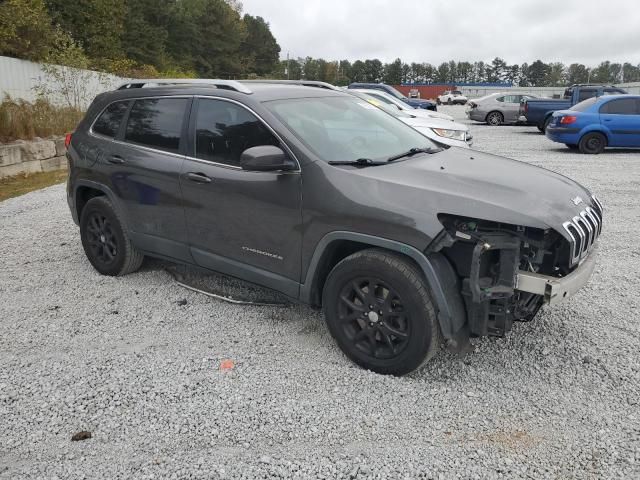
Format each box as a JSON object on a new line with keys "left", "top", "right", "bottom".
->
{"left": 562, "top": 197, "right": 603, "bottom": 266}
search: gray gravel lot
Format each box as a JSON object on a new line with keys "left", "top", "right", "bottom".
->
{"left": 1, "top": 105, "right": 639, "bottom": 479}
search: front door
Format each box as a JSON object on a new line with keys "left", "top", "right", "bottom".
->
{"left": 599, "top": 97, "right": 640, "bottom": 147}
{"left": 180, "top": 97, "right": 303, "bottom": 297}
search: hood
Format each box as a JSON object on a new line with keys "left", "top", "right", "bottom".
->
{"left": 350, "top": 148, "right": 593, "bottom": 234}
{"left": 402, "top": 116, "right": 468, "bottom": 132}
{"left": 409, "top": 109, "right": 454, "bottom": 122}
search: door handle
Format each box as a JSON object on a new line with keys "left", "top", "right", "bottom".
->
{"left": 107, "top": 155, "right": 125, "bottom": 164}
{"left": 603, "top": 118, "right": 612, "bottom": 122}
{"left": 185, "top": 172, "right": 212, "bottom": 183}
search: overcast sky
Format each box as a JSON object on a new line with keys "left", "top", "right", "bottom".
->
{"left": 240, "top": 0, "right": 640, "bottom": 66}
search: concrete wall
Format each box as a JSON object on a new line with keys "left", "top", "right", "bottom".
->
{"left": 0, "top": 137, "right": 67, "bottom": 178}
{"left": 0, "top": 56, "right": 125, "bottom": 109}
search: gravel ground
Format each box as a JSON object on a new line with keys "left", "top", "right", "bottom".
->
{"left": 1, "top": 105, "right": 639, "bottom": 479}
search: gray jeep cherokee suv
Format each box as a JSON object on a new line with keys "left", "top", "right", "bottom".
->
{"left": 67, "top": 79, "right": 603, "bottom": 375}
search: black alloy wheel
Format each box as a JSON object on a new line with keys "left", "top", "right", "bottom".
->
{"left": 337, "top": 277, "right": 410, "bottom": 360}
{"left": 80, "top": 196, "right": 144, "bottom": 276}
{"left": 323, "top": 249, "right": 440, "bottom": 375}
{"left": 85, "top": 212, "right": 118, "bottom": 265}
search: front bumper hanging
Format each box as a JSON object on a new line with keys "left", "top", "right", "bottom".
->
{"left": 516, "top": 251, "right": 597, "bottom": 305}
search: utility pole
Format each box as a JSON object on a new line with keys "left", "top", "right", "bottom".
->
{"left": 287, "top": 52, "right": 290, "bottom": 80}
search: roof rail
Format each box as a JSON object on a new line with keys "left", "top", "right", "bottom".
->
{"left": 117, "top": 79, "right": 253, "bottom": 94}
{"left": 240, "top": 79, "right": 340, "bottom": 91}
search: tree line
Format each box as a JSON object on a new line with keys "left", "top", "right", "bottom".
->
{"left": 274, "top": 57, "right": 640, "bottom": 87}
{"left": 1, "top": 1, "right": 639, "bottom": 88}
{"left": 0, "top": 0, "right": 281, "bottom": 78}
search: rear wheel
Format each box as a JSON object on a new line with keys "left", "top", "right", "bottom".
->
{"left": 486, "top": 111, "right": 503, "bottom": 126}
{"left": 80, "top": 196, "right": 144, "bottom": 276}
{"left": 447, "top": 98, "right": 453, "bottom": 105}
{"left": 578, "top": 132, "right": 606, "bottom": 154}
{"left": 322, "top": 249, "right": 441, "bottom": 376}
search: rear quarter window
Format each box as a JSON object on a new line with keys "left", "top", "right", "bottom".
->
{"left": 92, "top": 101, "right": 130, "bottom": 137}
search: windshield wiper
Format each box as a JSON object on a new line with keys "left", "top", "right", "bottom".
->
{"left": 387, "top": 147, "right": 442, "bottom": 162}
{"left": 328, "top": 158, "right": 387, "bottom": 167}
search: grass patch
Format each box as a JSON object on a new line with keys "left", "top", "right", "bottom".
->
{"left": 0, "top": 170, "right": 68, "bottom": 202}
{"left": 0, "top": 96, "right": 83, "bottom": 143}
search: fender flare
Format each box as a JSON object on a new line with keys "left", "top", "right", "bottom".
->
{"left": 72, "top": 180, "right": 130, "bottom": 229}
{"left": 300, "top": 231, "right": 467, "bottom": 339}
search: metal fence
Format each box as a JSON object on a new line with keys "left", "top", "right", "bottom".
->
{"left": 0, "top": 56, "right": 125, "bottom": 109}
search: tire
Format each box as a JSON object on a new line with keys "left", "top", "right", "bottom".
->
{"left": 447, "top": 98, "right": 453, "bottom": 105}
{"left": 322, "top": 249, "right": 441, "bottom": 376}
{"left": 486, "top": 111, "right": 503, "bottom": 126}
{"left": 537, "top": 125, "right": 544, "bottom": 133}
{"left": 565, "top": 143, "right": 579, "bottom": 150}
{"left": 540, "top": 115, "right": 552, "bottom": 134}
{"left": 80, "top": 196, "right": 144, "bottom": 276}
{"left": 578, "top": 132, "right": 606, "bottom": 154}
{"left": 436, "top": 98, "right": 442, "bottom": 105}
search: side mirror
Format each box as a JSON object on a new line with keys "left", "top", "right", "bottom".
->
{"left": 239, "top": 146, "right": 296, "bottom": 172}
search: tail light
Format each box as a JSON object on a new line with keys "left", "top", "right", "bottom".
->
{"left": 64, "top": 133, "right": 73, "bottom": 149}
{"left": 560, "top": 116, "right": 577, "bottom": 125}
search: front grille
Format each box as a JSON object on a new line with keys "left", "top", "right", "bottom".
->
{"left": 562, "top": 195, "right": 603, "bottom": 265}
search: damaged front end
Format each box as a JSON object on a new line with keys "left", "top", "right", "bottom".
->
{"left": 429, "top": 209, "right": 601, "bottom": 338}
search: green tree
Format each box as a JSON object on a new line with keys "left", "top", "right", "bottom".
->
{"left": 364, "top": 59, "right": 383, "bottom": 82}
{"left": 351, "top": 60, "right": 366, "bottom": 82}
{"left": 0, "top": 0, "right": 57, "bottom": 61}
{"left": 167, "top": 0, "right": 246, "bottom": 77}
{"left": 45, "top": 0, "right": 125, "bottom": 63}
{"left": 567, "top": 63, "right": 589, "bottom": 84}
{"left": 241, "top": 15, "right": 280, "bottom": 76}
{"left": 527, "top": 60, "right": 550, "bottom": 86}
{"left": 544, "top": 62, "right": 566, "bottom": 86}
{"left": 436, "top": 62, "right": 450, "bottom": 83}
{"left": 121, "top": 0, "right": 171, "bottom": 68}
{"left": 383, "top": 58, "right": 403, "bottom": 85}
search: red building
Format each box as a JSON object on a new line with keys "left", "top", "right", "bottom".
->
{"left": 394, "top": 84, "right": 454, "bottom": 101}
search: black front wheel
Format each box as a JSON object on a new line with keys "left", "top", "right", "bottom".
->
{"left": 80, "top": 196, "right": 144, "bottom": 276}
{"left": 322, "top": 249, "right": 441, "bottom": 375}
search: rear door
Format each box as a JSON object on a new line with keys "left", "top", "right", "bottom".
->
{"left": 599, "top": 98, "right": 640, "bottom": 147}
{"left": 502, "top": 95, "right": 522, "bottom": 123}
{"left": 107, "top": 96, "right": 192, "bottom": 261}
{"left": 179, "top": 97, "right": 303, "bottom": 296}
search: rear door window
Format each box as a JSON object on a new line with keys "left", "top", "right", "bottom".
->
{"left": 194, "top": 99, "right": 279, "bottom": 167}
{"left": 578, "top": 89, "right": 598, "bottom": 102}
{"left": 92, "top": 101, "right": 130, "bottom": 138}
{"left": 124, "top": 98, "right": 189, "bottom": 154}
{"left": 600, "top": 98, "right": 638, "bottom": 115}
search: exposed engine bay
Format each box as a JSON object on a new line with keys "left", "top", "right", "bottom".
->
{"left": 430, "top": 215, "right": 577, "bottom": 337}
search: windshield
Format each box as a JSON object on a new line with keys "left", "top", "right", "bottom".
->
{"left": 366, "top": 91, "right": 409, "bottom": 110}
{"left": 570, "top": 97, "right": 599, "bottom": 111}
{"left": 265, "top": 96, "right": 436, "bottom": 163}
{"left": 348, "top": 92, "right": 413, "bottom": 119}
{"left": 384, "top": 86, "right": 406, "bottom": 100}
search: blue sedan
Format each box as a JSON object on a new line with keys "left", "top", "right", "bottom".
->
{"left": 546, "top": 95, "right": 640, "bottom": 154}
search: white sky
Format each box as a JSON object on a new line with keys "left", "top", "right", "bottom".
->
{"left": 239, "top": 0, "right": 640, "bottom": 66}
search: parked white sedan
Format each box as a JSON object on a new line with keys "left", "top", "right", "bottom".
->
{"left": 350, "top": 88, "right": 455, "bottom": 122}
{"left": 349, "top": 91, "right": 472, "bottom": 148}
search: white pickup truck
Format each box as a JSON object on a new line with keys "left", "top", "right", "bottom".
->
{"left": 437, "top": 90, "right": 468, "bottom": 105}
